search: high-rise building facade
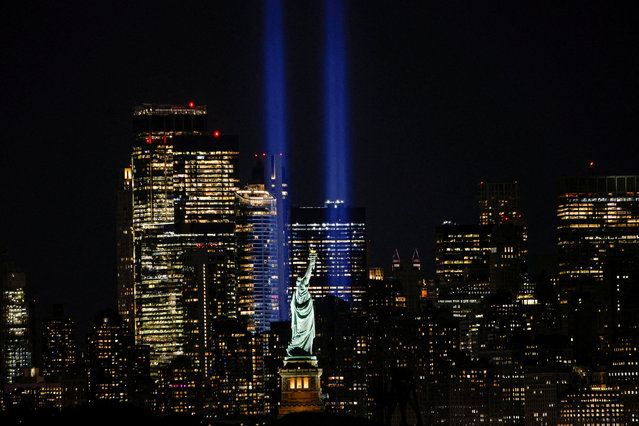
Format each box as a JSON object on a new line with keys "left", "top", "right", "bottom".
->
{"left": 489, "top": 221, "right": 528, "bottom": 295}
{"left": 479, "top": 182, "right": 521, "bottom": 225}
{"left": 41, "top": 304, "right": 77, "bottom": 380}
{"left": 208, "top": 319, "right": 265, "bottom": 418}
{"left": 1, "top": 259, "right": 32, "bottom": 386}
{"left": 264, "top": 154, "right": 290, "bottom": 321}
{"left": 390, "top": 249, "right": 423, "bottom": 313}
{"left": 557, "top": 175, "right": 639, "bottom": 288}
{"left": 116, "top": 167, "right": 134, "bottom": 333}
{"left": 249, "top": 154, "right": 290, "bottom": 320}
{"left": 236, "top": 184, "right": 279, "bottom": 333}
{"left": 156, "top": 356, "right": 202, "bottom": 415}
{"left": 129, "top": 104, "right": 239, "bottom": 372}
{"left": 86, "top": 310, "right": 150, "bottom": 404}
{"left": 314, "top": 296, "right": 369, "bottom": 417}
{"left": 131, "top": 104, "right": 208, "bottom": 231}
{"left": 479, "top": 182, "right": 528, "bottom": 295}
{"left": 288, "top": 203, "right": 367, "bottom": 307}
{"left": 556, "top": 175, "right": 639, "bottom": 362}
{"left": 558, "top": 385, "right": 628, "bottom": 424}
{"left": 182, "top": 247, "right": 236, "bottom": 377}
{"left": 435, "top": 223, "right": 492, "bottom": 298}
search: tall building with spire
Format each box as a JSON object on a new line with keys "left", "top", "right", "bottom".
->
{"left": 391, "top": 249, "right": 423, "bottom": 312}
{"left": 263, "top": 154, "right": 289, "bottom": 321}
{"left": 128, "top": 103, "right": 239, "bottom": 373}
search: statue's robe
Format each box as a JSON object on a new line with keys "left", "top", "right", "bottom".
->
{"left": 287, "top": 280, "right": 315, "bottom": 356}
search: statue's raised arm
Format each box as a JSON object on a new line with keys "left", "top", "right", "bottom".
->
{"left": 287, "top": 250, "right": 317, "bottom": 357}
{"left": 299, "top": 251, "right": 316, "bottom": 288}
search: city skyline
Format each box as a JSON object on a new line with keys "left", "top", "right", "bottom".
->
{"left": 3, "top": 1, "right": 637, "bottom": 336}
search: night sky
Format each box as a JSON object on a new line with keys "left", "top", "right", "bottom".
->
{"left": 2, "top": 1, "right": 638, "bottom": 334}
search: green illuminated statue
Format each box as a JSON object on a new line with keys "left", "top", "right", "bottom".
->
{"left": 287, "top": 250, "right": 317, "bottom": 357}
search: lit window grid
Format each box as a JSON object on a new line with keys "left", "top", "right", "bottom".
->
{"left": 1, "top": 278, "right": 32, "bottom": 384}
{"left": 289, "top": 220, "right": 366, "bottom": 304}
{"left": 236, "top": 187, "right": 280, "bottom": 334}
{"left": 41, "top": 317, "right": 77, "bottom": 378}
{"left": 135, "top": 232, "right": 236, "bottom": 372}
{"left": 557, "top": 192, "right": 639, "bottom": 283}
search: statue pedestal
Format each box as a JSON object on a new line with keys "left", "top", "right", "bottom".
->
{"left": 278, "top": 356, "right": 323, "bottom": 417}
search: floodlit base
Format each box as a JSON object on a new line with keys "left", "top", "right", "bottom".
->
{"left": 278, "top": 356, "right": 323, "bottom": 418}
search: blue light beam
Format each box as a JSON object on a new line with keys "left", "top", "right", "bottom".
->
{"left": 324, "top": 0, "right": 350, "bottom": 205}
{"left": 264, "top": 0, "right": 288, "bottom": 157}
{"left": 324, "top": 0, "right": 352, "bottom": 302}
{"left": 264, "top": 0, "right": 290, "bottom": 320}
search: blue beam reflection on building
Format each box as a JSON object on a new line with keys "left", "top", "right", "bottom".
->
{"left": 264, "top": 0, "right": 290, "bottom": 320}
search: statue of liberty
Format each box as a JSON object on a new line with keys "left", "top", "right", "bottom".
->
{"left": 287, "top": 250, "right": 317, "bottom": 357}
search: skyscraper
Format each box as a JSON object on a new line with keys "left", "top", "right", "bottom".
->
{"left": 390, "top": 249, "right": 423, "bottom": 313}
{"left": 156, "top": 355, "right": 202, "bottom": 415}
{"left": 131, "top": 104, "right": 208, "bottom": 231}
{"left": 435, "top": 223, "right": 492, "bottom": 298}
{"left": 236, "top": 184, "right": 279, "bottom": 333}
{"left": 129, "top": 103, "right": 239, "bottom": 372}
{"left": 479, "top": 182, "right": 528, "bottom": 295}
{"left": 313, "top": 296, "right": 368, "bottom": 417}
{"left": 86, "top": 310, "right": 150, "bottom": 404}
{"left": 0, "top": 258, "right": 32, "bottom": 386}
{"left": 479, "top": 182, "right": 521, "bottom": 225}
{"left": 556, "top": 175, "right": 639, "bottom": 362}
{"left": 557, "top": 175, "right": 639, "bottom": 288}
{"left": 288, "top": 202, "right": 367, "bottom": 307}
{"left": 41, "top": 304, "right": 77, "bottom": 380}
{"left": 182, "top": 247, "right": 236, "bottom": 377}
{"left": 263, "top": 154, "right": 290, "bottom": 321}
{"left": 116, "top": 167, "right": 134, "bottom": 332}
{"left": 209, "top": 318, "right": 265, "bottom": 417}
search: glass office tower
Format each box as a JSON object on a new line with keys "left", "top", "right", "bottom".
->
{"left": 556, "top": 175, "right": 639, "bottom": 363}
{"left": 0, "top": 261, "right": 32, "bottom": 385}
{"left": 557, "top": 175, "right": 639, "bottom": 287}
{"left": 288, "top": 202, "right": 367, "bottom": 307}
{"left": 236, "top": 185, "right": 279, "bottom": 333}
{"left": 435, "top": 223, "right": 492, "bottom": 298}
{"left": 129, "top": 104, "right": 239, "bottom": 372}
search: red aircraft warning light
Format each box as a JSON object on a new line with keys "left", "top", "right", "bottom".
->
{"left": 188, "top": 101, "right": 195, "bottom": 108}
{"left": 214, "top": 130, "right": 220, "bottom": 137}
{"left": 589, "top": 161, "right": 594, "bottom": 167}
